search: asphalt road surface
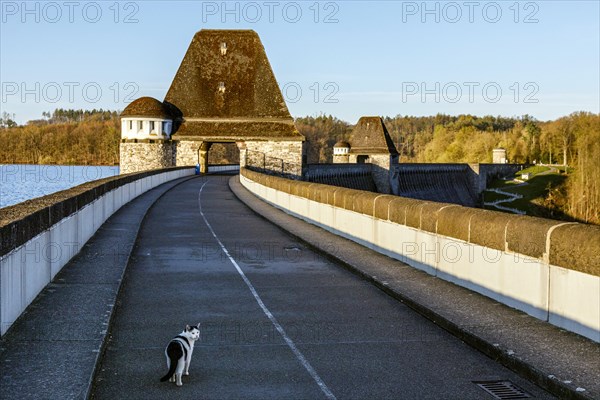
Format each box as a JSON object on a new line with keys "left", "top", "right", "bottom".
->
{"left": 91, "top": 175, "right": 553, "bottom": 400}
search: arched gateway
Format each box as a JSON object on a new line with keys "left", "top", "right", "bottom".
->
{"left": 120, "top": 30, "right": 305, "bottom": 176}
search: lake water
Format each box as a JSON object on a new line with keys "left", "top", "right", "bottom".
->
{"left": 0, "top": 165, "right": 120, "bottom": 209}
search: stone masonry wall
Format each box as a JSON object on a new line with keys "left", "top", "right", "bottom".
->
{"left": 121, "top": 139, "right": 306, "bottom": 175}
{"left": 347, "top": 154, "right": 393, "bottom": 194}
{"left": 368, "top": 154, "right": 393, "bottom": 194}
{"left": 119, "top": 142, "right": 173, "bottom": 174}
{"left": 245, "top": 140, "right": 304, "bottom": 177}
{"left": 174, "top": 140, "right": 201, "bottom": 166}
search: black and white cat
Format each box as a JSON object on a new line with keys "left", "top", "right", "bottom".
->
{"left": 160, "top": 324, "right": 201, "bottom": 386}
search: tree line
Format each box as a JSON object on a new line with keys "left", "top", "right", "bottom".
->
{"left": 0, "top": 110, "right": 120, "bottom": 165}
{"left": 1, "top": 109, "right": 598, "bottom": 223}
{"left": 296, "top": 112, "right": 599, "bottom": 224}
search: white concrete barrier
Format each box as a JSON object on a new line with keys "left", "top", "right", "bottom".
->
{"left": 240, "top": 172, "right": 600, "bottom": 342}
{"left": 0, "top": 168, "right": 194, "bottom": 336}
{"left": 208, "top": 165, "right": 240, "bottom": 173}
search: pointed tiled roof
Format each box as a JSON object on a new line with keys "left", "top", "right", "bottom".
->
{"left": 349, "top": 117, "right": 398, "bottom": 154}
{"left": 164, "top": 29, "right": 302, "bottom": 141}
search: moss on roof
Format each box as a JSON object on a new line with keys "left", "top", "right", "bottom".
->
{"left": 171, "top": 120, "right": 301, "bottom": 141}
{"left": 163, "top": 29, "right": 303, "bottom": 140}
{"left": 121, "top": 97, "right": 172, "bottom": 119}
{"left": 349, "top": 117, "right": 398, "bottom": 155}
{"left": 334, "top": 141, "right": 351, "bottom": 148}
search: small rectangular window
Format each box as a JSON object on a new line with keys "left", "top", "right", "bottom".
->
{"left": 138, "top": 121, "right": 143, "bottom": 131}
{"left": 129, "top": 120, "right": 133, "bottom": 130}
{"left": 150, "top": 121, "right": 155, "bottom": 131}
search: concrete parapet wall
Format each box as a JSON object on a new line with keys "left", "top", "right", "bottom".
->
{"left": 207, "top": 164, "right": 240, "bottom": 173}
{"left": 0, "top": 167, "right": 194, "bottom": 336}
{"left": 240, "top": 168, "right": 600, "bottom": 342}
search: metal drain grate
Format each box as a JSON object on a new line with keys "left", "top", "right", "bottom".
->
{"left": 473, "top": 381, "right": 532, "bottom": 399}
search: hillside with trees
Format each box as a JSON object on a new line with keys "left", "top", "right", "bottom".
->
{"left": 1, "top": 109, "right": 598, "bottom": 224}
{"left": 296, "top": 112, "right": 599, "bottom": 224}
{"left": 0, "top": 109, "right": 120, "bottom": 165}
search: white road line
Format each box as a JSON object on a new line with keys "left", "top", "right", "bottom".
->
{"left": 197, "top": 181, "right": 337, "bottom": 400}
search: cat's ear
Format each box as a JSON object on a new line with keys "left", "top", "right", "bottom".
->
{"left": 185, "top": 325, "right": 191, "bottom": 331}
{"left": 197, "top": 323, "right": 201, "bottom": 329}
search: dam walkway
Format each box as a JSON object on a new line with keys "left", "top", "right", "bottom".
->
{"left": 1, "top": 174, "right": 597, "bottom": 399}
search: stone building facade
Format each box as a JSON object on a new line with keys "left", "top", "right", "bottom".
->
{"left": 120, "top": 30, "right": 305, "bottom": 176}
{"left": 174, "top": 141, "right": 201, "bottom": 167}
{"left": 333, "top": 117, "right": 399, "bottom": 194}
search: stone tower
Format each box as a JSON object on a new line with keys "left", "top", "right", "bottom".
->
{"left": 120, "top": 30, "right": 305, "bottom": 176}
{"left": 493, "top": 148, "right": 507, "bottom": 164}
{"left": 333, "top": 141, "right": 351, "bottom": 163}
{"left": 348, "top": 117, "right": 399, "bottom": 194}
{"left": 120, "top": 97, "right": 174, "bottom": 174}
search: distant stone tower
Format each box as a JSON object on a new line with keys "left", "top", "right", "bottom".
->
{"left": 493, "top": 148, "right": 507, "bottom": 164}
{"left": 120, "top": 97, "right": 174, "bottom": 174}
{"left": 333, "top": 141, "right": 350, "bottom": 163}
{"left": 347, "top": 117, "right": 399, "bottom": 194}
{"left": 119, "top": 29, "right": 305, "bottom": 176}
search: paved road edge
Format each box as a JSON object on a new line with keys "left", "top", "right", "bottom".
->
{"left": 86, "top": 175, "right": 197, "bottom": 399}
{"left": 228, "top": 175, "right": 592, "bottom": 400}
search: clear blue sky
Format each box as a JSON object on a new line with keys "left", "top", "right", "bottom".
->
{"left": 1, "top": 1, "right": 599, "bottom": 124}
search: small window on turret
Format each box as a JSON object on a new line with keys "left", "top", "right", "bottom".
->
{"left": 138, "top": 121, "right": 143, "bottom": 131}
{"left": 129, "top": 120, "right": 133, "bottom": 130}
{"left": 150, "top": 121, "right": 155, "bottom": 132}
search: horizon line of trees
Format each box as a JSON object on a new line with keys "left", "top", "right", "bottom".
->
{"left": 0, "top": 109, "right": 120, "bottom": 165}
{"left": 1, "top": 109, "right": 598, "bottom": 224}
{"left": 296, "top": 111, "right": 599, "bottom": 224}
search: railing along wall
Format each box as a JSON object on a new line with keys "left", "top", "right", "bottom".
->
{"left": 245, "top": 150, "right": 301, "bottom": 178}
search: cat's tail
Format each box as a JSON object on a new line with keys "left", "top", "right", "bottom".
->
{"left": 160, "top": 342, "right": 183, "bottom": 382}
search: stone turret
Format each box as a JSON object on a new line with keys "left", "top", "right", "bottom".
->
{"left": 347, "top": 117, "right": 399, "bottom": 194}
{"left": 120, "top": 97, "right": 174, "bottom": 174}
{"left": 121, "top": 97, "right": 173, "bottom": 140}
{"left": 493, "top": 148, "right": 507, "bottom": 164}
{"left": 333, "top": 141, "right": 351, "bottom": 163}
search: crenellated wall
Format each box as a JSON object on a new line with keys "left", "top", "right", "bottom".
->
{"left": 240, "top": 168, "right": 600, "bottom": 342}
{"left": 0, "top": 167, "right": 194, "bottom": 336}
